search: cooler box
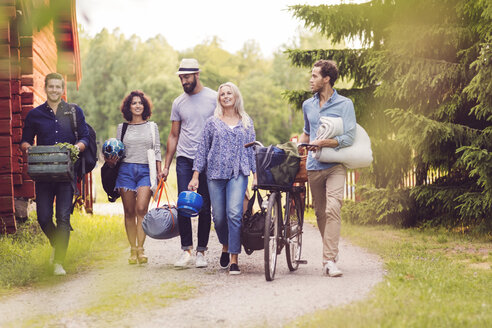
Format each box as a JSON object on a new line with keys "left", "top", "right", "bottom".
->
{"left": 27, "top": 146, "right": 74, "bottom": 182}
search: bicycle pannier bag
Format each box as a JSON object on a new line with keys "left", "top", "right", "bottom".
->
{"left": 241, "top": 190, "right": 266, "bottom": 253}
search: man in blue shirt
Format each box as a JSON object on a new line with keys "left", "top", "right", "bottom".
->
{"left": 298, "top": 60, "right": 356, "bottom": 277}
{"left": 21, "top": 73, "right": 90, "bottom": 276}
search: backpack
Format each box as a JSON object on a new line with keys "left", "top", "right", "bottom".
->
{"left": 241, "top": 189, "right": 266, "bottom": 254}
{"left": 101, "top": 123, "right": 128, "bottom": 202}
{"left": 67, "top": 104, "right": 97, "bottom": 178}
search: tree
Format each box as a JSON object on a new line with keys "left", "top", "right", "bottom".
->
{"left": 286, "top": 0, "right": 492, "bottom": 229}
{"left": 68, "top": 29, "right": 181, "bottom": 143}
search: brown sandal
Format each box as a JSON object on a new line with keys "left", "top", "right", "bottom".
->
{"left": 129, "top": 247, "right": 138, "bottom": 265}
{"left": 137, "top": 247, "right": 148, "bottom": 264}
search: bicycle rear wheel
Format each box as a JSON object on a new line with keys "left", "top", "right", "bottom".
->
{"left": 285, "top": 191, "right": 303, "bottom": 271}
{"left": 264, "top": 192, "right": 280, "bottom": 281}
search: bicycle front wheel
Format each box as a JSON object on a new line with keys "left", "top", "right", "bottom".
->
{"left": 264, "top": 192, "right": 280, "bottom": 281}
{"left": 286, "top": 191, "right": 303, "bottom": 271}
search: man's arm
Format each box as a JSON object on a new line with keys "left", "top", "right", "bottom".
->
{"left": 298, "top": 131, "right": 338, "bottom": 151}
{"left": 298, "top": 132, "right": 310, "bottom": 144}
{"left": 162, "top": 121, "right": 181, "bottom": 181}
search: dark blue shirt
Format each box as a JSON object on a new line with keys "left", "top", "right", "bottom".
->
{"left": 21, "top": 100, "right": 90, "bottom": 147}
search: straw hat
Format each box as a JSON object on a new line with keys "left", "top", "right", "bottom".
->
{"left": 176, "top": 58, "right": 201, "bottom": 75}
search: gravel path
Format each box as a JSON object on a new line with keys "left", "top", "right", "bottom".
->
{"left": 0, "top": 202, "right": 384, "bottom": 327}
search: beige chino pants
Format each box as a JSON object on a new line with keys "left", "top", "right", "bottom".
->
{"left": 308, "top": 164, "right": 346, "bottom": 264}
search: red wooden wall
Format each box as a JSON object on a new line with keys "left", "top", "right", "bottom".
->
{"left": 0, "top": 0, "right": 82, "bottom": 234}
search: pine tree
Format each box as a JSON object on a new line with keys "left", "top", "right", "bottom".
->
{"left": 286, "top": 0, "right": 492, "bottom": 229}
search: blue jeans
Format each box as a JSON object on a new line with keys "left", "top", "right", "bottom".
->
{"left": 35, "top": 181, "right": 74, "bottom": 264}
{"left": 176, "top": 156, "right": 211, "bottom": 252}
{"left": 208, "top": 174, "right": 248, "bottom": 254}
{"left": 115, "top": 162, "right": 151, "bottom": 191}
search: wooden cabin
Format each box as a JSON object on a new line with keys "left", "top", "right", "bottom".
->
{"left": 0, "top": 0, "right": 83, "bottom": 234}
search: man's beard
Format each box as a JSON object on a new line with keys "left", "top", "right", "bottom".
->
{"left": 182, "top": 77, "right": 197, "bottom": 94}
{"left": 310, "top": 84, "right": 322, "bottom": 94}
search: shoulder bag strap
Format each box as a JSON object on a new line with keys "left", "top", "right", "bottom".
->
{"left": 149, "top": 121, "right": 156, "bottom": 149}
{"left": 68, "top": 104, "right": 79, "bottom": 141}
{"left": 121, "top": 122, "right": 129, "bottom": 141}
{"left": 246, "top": 189, "right": 257, "bottom": 214}
{"left": 256, "top": 189, "right": 264, "bottom": 211}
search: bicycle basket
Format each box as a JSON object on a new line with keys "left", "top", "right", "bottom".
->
{"left": 254, "top": 142, "right": 300, "bottom": 189}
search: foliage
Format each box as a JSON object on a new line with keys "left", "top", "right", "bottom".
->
{"left": 342, "top": 187, "right": 415, "bottom": 227}
{"left": 288, "top": 220, "right": 492, "bottom": 327}
{"left": 0, "top": 212, "right": 125, "bottom": 292}
{"left": 67, "top": 30, "right": 181, "bottom": 144}
{"left": 287, "top": 0, "right": 492, "bottom": 229}
{"left": 56, "top": 142, "right": 79, "bottom": 163}
{"left": 67, "top": 29, "right": 331, "bottom": 150}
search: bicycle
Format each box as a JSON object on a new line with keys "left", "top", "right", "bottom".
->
{"left": 245, "top": 141, "right": 308, "bottom": 281}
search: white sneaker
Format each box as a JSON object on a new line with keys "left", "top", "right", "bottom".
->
{"left": 324, "top": 260, "right": 343, "bottom": 277}
{"left": 195, "top": 252, "right": 208, "bottom": 268}
{"left": 174, "top": 251, "right": 193, "bottom": 267}
{"left": 53, "top": 263, "right": 66, "bottom": 276}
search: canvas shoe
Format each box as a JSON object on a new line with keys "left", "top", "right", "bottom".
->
{"left": 229, "top": 263, "right": 241, "bottom": 275}
{"left": 219, "top": 252, "right": 230, "bottom": 269}
{"left": 53, "top": 263, "right": 66, "bottom": 276}
{"left": 324, "top": 260, "right": 343, "bottom": 277}
{"left": 195, "top": 252, "right": 208, "bottom": 268}
{"left": 174, "top": 251, "right": 193, "bottom": 267}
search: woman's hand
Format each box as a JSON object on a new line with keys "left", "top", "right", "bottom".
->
{"left": 188, "top": 177, "right": 199, "bottom": 191}
{"left": 188, "top": 171, "right": 200, "bottom": 191}
{"left": 104, "top": 154, "right": 119, "bottom": 168}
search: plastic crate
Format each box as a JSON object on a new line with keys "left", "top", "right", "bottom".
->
{"left": 27, "top": 146, "right": 74, "bottom": 182}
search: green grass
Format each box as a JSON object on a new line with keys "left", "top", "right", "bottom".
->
{"left": 290, "top": 210, "right": 492, "bottom": 327}
{"left": 0, "top": 161, "right": 180, "bottom": 295}
{"left": 0, "top": 211, "right": 126, "bottom": 295}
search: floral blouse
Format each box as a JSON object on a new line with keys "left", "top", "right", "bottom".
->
{"left": 193, "top": 116, "right": 256, "bottom": 179}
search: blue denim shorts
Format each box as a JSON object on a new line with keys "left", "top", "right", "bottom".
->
{"left": 115, "top": 162, "right": 151, "bottom": 192}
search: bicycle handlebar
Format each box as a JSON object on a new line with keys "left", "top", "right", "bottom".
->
{"left": 245, "top": 141, "right": 318, "bottom": 149}
{"left": 244, "top": 141, "right": 264, "bottom": 148}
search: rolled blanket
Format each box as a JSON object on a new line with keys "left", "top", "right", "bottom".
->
{"left": 315, "top": 117, "right": 344, "bottom": 140}
{"left": 313, "top": 124, "right": 373, "bottom": 169}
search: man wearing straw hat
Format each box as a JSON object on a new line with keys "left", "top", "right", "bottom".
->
{"left": 163, "top": 58, "right": 217, "bottom": 268}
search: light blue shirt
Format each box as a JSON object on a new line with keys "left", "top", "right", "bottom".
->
{"left": 303, "top": 90, "right": 356, "bottom": 171}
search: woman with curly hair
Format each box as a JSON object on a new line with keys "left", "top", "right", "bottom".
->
{"left": 105, "top": 90, "right": 163, "bottom": 264}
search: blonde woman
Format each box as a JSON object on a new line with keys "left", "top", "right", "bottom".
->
{"left": 189, "top": 82, "right": 256, "bottom": 274}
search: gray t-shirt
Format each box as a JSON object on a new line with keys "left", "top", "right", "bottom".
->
{"left": 116, "top": 121, "right": 162, "bottom": 164}
{"left": 170, "top": 87, "right": 217, "bottom": 159}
